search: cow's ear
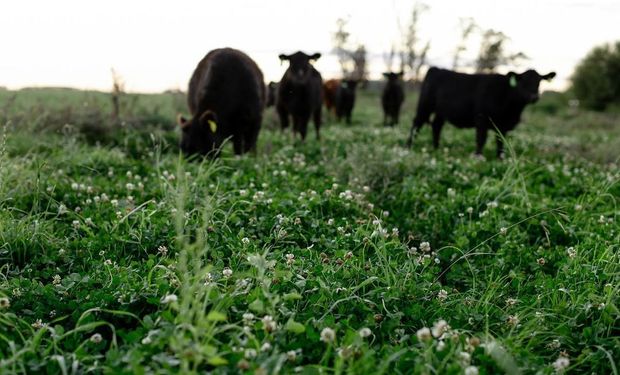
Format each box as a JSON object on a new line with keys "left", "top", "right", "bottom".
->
{"left": 397, "top": 71, "right": 404, "bottom": 77}
{"left": 541, "top": 72, "right": 556, "bottom": 81}
{"left": 382, "top": 73, "right": 390, "bottom": 78}
{"left": 507, "top": 72, "right": 519, "bottom": 88}
{"left": 279, "top": 54, "right": 289, "bottom": 62}
{"left": 310, "top": 53, "right": 321, "bottom": 61}
{"left": 199, "top": 110, "right": 218, "bottom": 133}
{"left": 177, "top": 114, "right": 190, "bottom": 130}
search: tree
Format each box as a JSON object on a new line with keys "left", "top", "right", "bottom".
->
{"left": 399, "top": 2, "right": 431, "bottom": 83}
{"left": 572, "top": 41, "right": 620, "bottom": 111}
{"left": 331, "top": 18, "right": 368, "bottom": 84}
{"left": 452, "top": 17, "right": 477, "bottom": 70}
{"left": 475, "top": 29, "right": 528, "bottom": 73}
{"left": 332, "top": 18, "right": 352, "bottom": 76}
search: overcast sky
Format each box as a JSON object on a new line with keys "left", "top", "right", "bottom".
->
{"left": 1, "top": 0, "right": 618, "bottom": 92}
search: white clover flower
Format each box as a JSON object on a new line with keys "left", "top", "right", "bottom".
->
{"left": 104, "top": 259, "right": 112, "bottom": 266}
{"left": 437, "top": 289, "right": 448, "bottom": 301}
{"left": 141, "top": 336, "right": 152, "bottom": 345}
{"left": 566, "top": 247, "right": 576, "bottom": 258}
{"left": 242, "top": 313, "right": 255, "bottom": 324}
{"left": 31, "top": 319, "right": 45, "bottom": 329}
{"left": 285, "top": 253, "right": 295, "bottom": 266}
{"left": 260, "top": 342, "right": 272, "bottom": 352}
{"left": 372, "top": 219, "right": 380, "bottom": 226}
{"left": 436, "top": 340, "right": 446, "bottom": 351}
{"left": 552, "top": 356, "right": 570, "bottom": 372}
{"left": 459, "top": 351, "right": 471, "bottom": 364}
{"left": 85, "top": 217, "right": 94, "bottom": 226}
{"left": 286, "top": 350, "right": 297, "bottom": 362}
{"left": 52, "top": 274, "right": 62, "bottom": 286}
{"left": 320, "top": 327, "right": 336, "bottom": 343}
{"left": 420, "top": 242, "right": 431, "bottom": 252}
{"left": 58, "top": 204, "right": 68, "bottom": 214}
{"left": 487, "top": 201, "right": 498, "bottom": 209}
{"left": 358, "top": 327, "right": 372, "bottom": 338}
{"left": 262, "top": 315, "right": 276, "bottom": 332}
{"left": 479, "top": 210, "right": 489, "bottom": 218}
{"left": 125, "top": 182, "right": 135, "bottom": 191}
{"left": 111, "top": 199, "right": 119, "bottom": 207}
{"left": 363, "top": 186, "right": 370, "bottom": 192}
{"left": 241, "top": 237, "right": 250, "bottom": 245}
{"left": 447, "top": 188, "right": 456, "bottom": 197}
{"left": 157, "top": 245, "right": 168, "bottom": 256}
{"left": 505, "top": 298, "right": 518, "bottom": 306}
{"left": 244, "top": 348, "right": 257, "bottom": 359}
{"left": 222, "top": 268, "right": 233, "bottom": 278}
{"left": 0, "top": 297, "right": 10, "bottom": 309}
{"left": 500, "top": 227, "right": 508, "bottom": 235}
{"left": 507, "top": 314, "right": 519, "bottom": 327}
{"left": 431, "top": 319, "right": 448, "bottom": 338}
{"left": 71, "top": 182, "right": 79, "bottom": 190}
{"left": 464, "top": 366, "right": 479, "bottom": 375}
{"left": 416, "top": 327, "right": 432, "bottom": 342}
{"left": 72, "top": 220, "right": 80, "bottom": 229}
{"left": 466, "top": 207, "right": 473, "bottom": 214}
{"left": 90, "top": 333, "right": 103, "bottom": 343}
{"left": 382, "top": 211, "right": 390, "bottom": 217}
{"left": 239, "top": 189, "right": 248, "bottom": 196}
{"left": 161, "top": 294, "right": 178, "bottom": 304}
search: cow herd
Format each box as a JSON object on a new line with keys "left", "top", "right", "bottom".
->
{"left": 178, "top": 48, "right": 554, "bottom": 159}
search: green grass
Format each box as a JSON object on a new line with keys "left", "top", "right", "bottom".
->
{"left": 0, "top": 88, "right": 618, "bottom": 374}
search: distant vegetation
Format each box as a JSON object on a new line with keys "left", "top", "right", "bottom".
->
{"left": 571, "top": 41, "right": 620, "bottom": 111}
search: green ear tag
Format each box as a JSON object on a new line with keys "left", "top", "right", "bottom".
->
{"left": 509, "top": 76, "right": 517, "bottom": 88}
{"left": 208, "top": 120, "right": 217, "bottom": 133}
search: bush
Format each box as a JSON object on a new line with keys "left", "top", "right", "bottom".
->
{"left": 571, "top": 41, "right": 620, "bottom": 111}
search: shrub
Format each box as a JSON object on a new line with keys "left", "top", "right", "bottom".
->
{"left": 571, "top": 41, "right": 620, "bottom": 111}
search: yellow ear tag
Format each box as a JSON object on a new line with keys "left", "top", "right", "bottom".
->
{"left": 509, "top": 76, "right": 517, "bottom": 88}
{"left": 208, "top": 120, "right": 217, "bottom": 133}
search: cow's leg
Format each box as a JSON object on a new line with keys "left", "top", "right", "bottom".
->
{"left": 431, "top": 116, "right": 445, "bottom": 149}
{"left": 475, "top": 125, "right": 488, "bottom": 155}
{"left": 393, "top": 110, "right": 400, "bottom": 127}
{"left": 243, "top": 121, "right": 260, "bottom": 155}
{"left": 232, "top": 135, "right": 243, "bottom": 155}
{"left": 313, "top": 108, "right": 321, "bottom": 140}
{"left": 277, "top": 106, "right": 289, "bottom": 131}
{"left": 495, "top": 129, "right": 506, "bottom": 159}
{"left": 407, "top": 115, "right": 426, "bottom": 148}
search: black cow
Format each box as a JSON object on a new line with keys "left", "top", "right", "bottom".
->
{"left": 335, "top": 79, "right": 358, "bottom": 124}
{"left": 177, "top": 48, "right": 265, "bottom": 157}
{"left": 382, "top": 72, "right": 405, "bottom": 126}
{"left": 276, "top": 51, "right": 323, "bottom": 140}
{"left": 407, "top": 67, "right": 556, "bottom": 157}
{"left": 266, "top": 81, "right": 278, "bottom": 108}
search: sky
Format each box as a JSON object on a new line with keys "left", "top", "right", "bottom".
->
{"left": 1, "top": 0, "right": 619, "bottom": 93}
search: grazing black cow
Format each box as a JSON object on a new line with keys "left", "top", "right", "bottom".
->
{"left": 382, "top": 72, "right": 405, "bottom": 126}
{"left": 407, "top": 67, "right": 556, "bottom": 157}
{"left": 276, "top": 51, "right": 323, "bottom": 140}
{"left": 177, "top": 48, "right": 265, "bottom": 157}
{"left": 335, "top": 79, "right": 358, "bottom": 124}
{"left": 266, "top": 81, "right": 278, "bottom": 108}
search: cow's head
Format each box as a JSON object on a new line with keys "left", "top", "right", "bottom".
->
{"left": 383, "top": 72, "right": 404, "bottom": 82}
{"left": 279, "top": 51, "right": 321, "bottom": 83}
{"left": 341, "top": 79, "right": 359, "bottom": 91}
{"left": 507, "top": 70, "right": 556, "bottom": 103}
{"left": 177, "top": 110, "right": 220, "bottom": 157}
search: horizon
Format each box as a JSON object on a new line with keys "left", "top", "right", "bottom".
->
{"left": 1, "top": 0, "right": 619, "bottom": 93}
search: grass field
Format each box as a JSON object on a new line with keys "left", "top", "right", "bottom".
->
{"left": 0, "top": 87, "right": 618, "bottom": 374}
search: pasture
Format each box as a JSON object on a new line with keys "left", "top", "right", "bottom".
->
{"left": 0, "top": 87, "right": 619, "bottom": 374}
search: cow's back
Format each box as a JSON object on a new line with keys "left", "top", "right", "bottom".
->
{"left": 187, "top": 48, "right": 264, "bottom": 120}
{"left": 420, "top": 68, "right": 510, "bottom": 128}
